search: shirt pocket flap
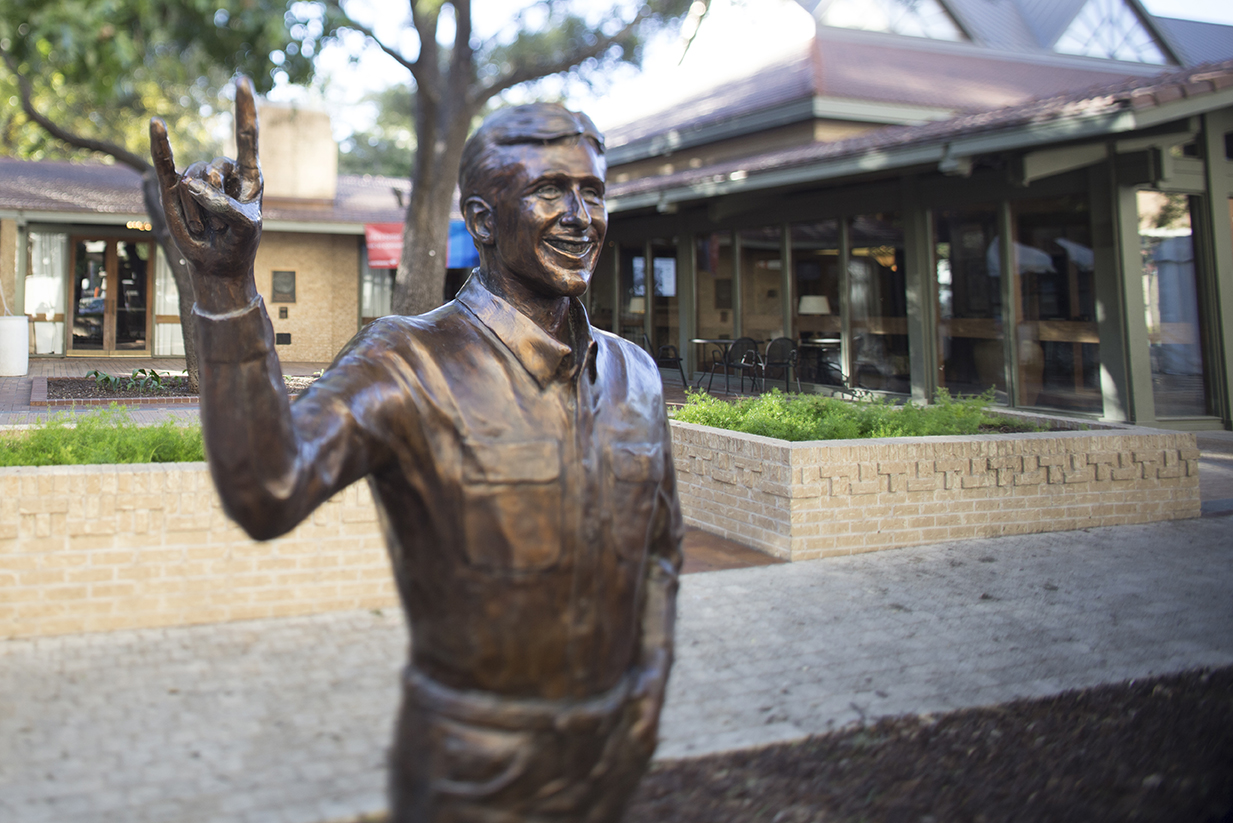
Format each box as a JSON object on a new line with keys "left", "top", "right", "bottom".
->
{"left": 463, "top": 440, "right": 560, "bottom": 484}
{"left": 610, "top": 442, "right": 661, "bottom": 483}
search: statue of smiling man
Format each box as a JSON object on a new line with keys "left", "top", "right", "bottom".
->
{"left": 150, "top": 77, "right": 682, "bottom": 823}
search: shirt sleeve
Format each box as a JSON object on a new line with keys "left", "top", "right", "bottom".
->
{"left": 194, "top": 296, "right": 395, "bottom": 540}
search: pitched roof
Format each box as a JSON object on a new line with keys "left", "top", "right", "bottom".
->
{"left": 1155, "top": 16, "right": 1233, "bottom": 67}
{"left": 606, "top": 59, "right": 1233, "bottom": 210}
{"left": 604, "top": 26, "right": 1187, "bottom": 157}
{"left": 0, "top": 157, "right": 414, "bottom": 227}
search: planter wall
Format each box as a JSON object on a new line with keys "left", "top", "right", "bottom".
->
{"left": 1, "top": 464, "right": 395, "bottom": 639}
{"left": 669, "top": 420, "right": 1202, "bottom": 561}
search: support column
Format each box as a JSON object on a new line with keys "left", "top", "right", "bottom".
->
{"left": 677, "top": 233, "right": 697, "bottom": 375}
{"left": 1089, "top": 161, "right": 1132, "bottom": 421}
{"left": 901, "top": 179, "right": 934, "bottom": 404}
{"left": 1114, "top": 178, "right": 1156, "bottom": 424}
{"left": 1201, "top": 111, "right": 1233, "bottom": 427}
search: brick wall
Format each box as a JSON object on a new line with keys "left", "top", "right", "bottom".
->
{"left": 256, "top": 232, "right": 362, "bottom": 363}
{"left": 0, "top": 464, "right": 396, "bottom": 639}
{"left": 670, "top": 421, "right": 1202, "bottom": 561}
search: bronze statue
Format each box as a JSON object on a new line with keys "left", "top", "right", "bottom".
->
{"left": 150, "top": 78, "right": 682, "bottom": 822}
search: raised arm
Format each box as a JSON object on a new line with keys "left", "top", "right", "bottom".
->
{"left": 150, "top": 78, "right": 375, "bottom": 539}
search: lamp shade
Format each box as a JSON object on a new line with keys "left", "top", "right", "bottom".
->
{"left": 798, "top": 295, "right": 831, "bottom": 315}
{"left": 627, "top": 297, "right": 646, "bottom": 314}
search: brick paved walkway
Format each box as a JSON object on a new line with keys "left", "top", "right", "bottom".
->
{"left": 2, "top": 516, "right": 1231, "bottom": 823}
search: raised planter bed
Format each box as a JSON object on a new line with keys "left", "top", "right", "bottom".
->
{"left": 0, "top": 463, "right": 395, "bottom": 639}
{"left": 669, "top": 414, "right": 1201, "bottom": 561}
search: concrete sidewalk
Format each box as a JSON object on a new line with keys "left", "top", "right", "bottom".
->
{"left": 2, "top": 515, "right": 1231, "bottom": 823}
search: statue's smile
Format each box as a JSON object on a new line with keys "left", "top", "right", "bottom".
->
{"left": 544, "top": 237, "right": 594, "bottom": 258}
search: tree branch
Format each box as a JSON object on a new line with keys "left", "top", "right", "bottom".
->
{"left": 322, "top": 0, "right": 420, "bottom": 78}
{"left": 409, "top": 0, "right": 442, "bottom": 106}
{"left": 452, "top": 0, "right": 474, "bottom": 76}
{"left": 475, "top": 6, "right": 652, "bottom": 105}
{"left": 1, "top": 50, "right": 150, "bottom": 173}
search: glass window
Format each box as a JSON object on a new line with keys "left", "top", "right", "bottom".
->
{"left": 114, "top": 241, "right": 150, "bottom": 351}
{"left": 1138, "top": 191, "right": 1209, "bottom": 417}
{"left": 1012, "top": 195, "right": 1101, "bottom": 413}
{"left": 820, "top": 0, "right": 966, "bottom": 40}
{"left": 153, "top": 249, "right": 185, "bottom": 357}
{"left": 934, "top": 206, "right": 1005, "bottom": 400}
{"left": 739, "top": 226, "right": 783, "bottom": 346}
{"left": 619, "top": 243, "right": 647, "bottom": 343}
{"left": 25, "top": 232, "right": 68, "bottom": 355}
{"left": 361, "top": 266, "right": 395, "bottom": 324}
{"left": 650, "top": 240, "right": 679, "bottom": 357}
{"left": 587, "top": 243, "right": 616, "bottom": 333}
{"left": 694, "top": 232, "right": 735, "bottom": 374}
{"left": 1054, "top": 0, "right": 1168, "bottom": 64}
{"left": 790, "top": 220, "right": 842, "bottom": 386}
{"left": 849, "top": 213, "right": 909, "bottom": 393}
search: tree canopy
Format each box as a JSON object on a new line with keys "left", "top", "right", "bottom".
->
{"left": 0, "top": 0, "right": 325, "bottom": 390}
{"left": 306, "top": 0, "right": 702, "bottom": 316}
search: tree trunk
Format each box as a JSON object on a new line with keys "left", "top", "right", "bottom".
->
{"left": 392, "top": 87, "right": 475, "bottom": 317}
{"left": 141, "top": 172, "right": 200, "bottom": 393}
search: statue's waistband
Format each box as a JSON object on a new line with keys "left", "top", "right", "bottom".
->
{"left": 403, "top": 666, "right": 635, "bottom": 733}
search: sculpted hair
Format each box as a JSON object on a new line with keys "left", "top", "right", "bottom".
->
{"left": 459, "top": 103, "right": 605, "bottom": 203}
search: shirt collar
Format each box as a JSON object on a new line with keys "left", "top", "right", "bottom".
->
{"left": 457, "top": 273, "right": 597, "bottom": 388}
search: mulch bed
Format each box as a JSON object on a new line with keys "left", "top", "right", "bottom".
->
{"left": 44, "top": 375, "right": 316, "bottom": 402}
{"left": 336, "top": 667, "right": 1233, "bottom": 823}
{"left": 630, "top": 666, "right": 1233, "bottom": 823}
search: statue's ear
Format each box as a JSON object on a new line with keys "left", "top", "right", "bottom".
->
{"left": 464, "top": 196, "right": 495, "bottom": 246}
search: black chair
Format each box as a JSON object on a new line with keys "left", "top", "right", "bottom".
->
{"left": 706, "top": 337, "right": 762, "bottom": 395}
{"left": 762, "top": 337, "right": 802, "bottom": 393}
{"left": 643, "top": 334, "right": 689, "bottom": 387}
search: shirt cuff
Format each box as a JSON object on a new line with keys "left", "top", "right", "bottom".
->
{"left": 193, "top": 295, "right": 274, "bottom": 364}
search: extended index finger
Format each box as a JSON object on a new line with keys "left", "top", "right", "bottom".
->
{"left": 234, "top": 76, "right": 260, "bottom": 195}
{"left": 149, "top": 117, "right": 179, "bottom": 193}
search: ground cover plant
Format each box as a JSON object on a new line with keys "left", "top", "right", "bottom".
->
{"left": 672, "top": 389, "right": 1042, "bottom": 442}
{"left": 0, "top": 405, "right": 203, "bottom": 466}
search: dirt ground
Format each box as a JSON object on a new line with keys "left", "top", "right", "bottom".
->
{"left": 334, "top": 667, "right": 1232, "bottom": 823}
{"left": 629, "top": 666, "right": 1233, "bottom": 823}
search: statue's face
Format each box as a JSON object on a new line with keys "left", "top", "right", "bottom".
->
{"left": 487, "top": 139, "right": 607, "bottom": 300}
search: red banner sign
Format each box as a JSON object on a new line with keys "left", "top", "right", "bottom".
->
{"left": 364, "top": 223, "right": 403, "bottom": 269}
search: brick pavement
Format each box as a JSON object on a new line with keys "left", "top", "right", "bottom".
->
{"left": 2, "top": 516, "right": 1231, "bottom": 823}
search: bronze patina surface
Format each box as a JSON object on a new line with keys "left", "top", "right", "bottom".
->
{"left": 150, "top": 78, "right": 682, "bottom": 823}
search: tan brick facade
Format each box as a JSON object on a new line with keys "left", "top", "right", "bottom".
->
{"left": 255, "top": 231, "right": 362, "bottom": 363}
{"left": 0, "top": 464, "right": 395, "bottom": 639}
{"left": 670, "top": 421, "right": 1202, "bottom": 561}
{"left": 2, "top": 422, "right": 1203, "bottom": 639}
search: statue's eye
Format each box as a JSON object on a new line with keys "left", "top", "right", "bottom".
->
{"left": 582, "top": 187, "right": 603, "bottom": 204}
{"left": 536, "top": 184, "right": 562, "bottom": 199}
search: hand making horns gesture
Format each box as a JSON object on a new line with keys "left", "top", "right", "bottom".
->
{"left": 150, "top": 75, "right": 262, "bottom": 313}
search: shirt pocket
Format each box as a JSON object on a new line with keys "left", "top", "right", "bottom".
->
{"left": 461, "top": 439, "right": 562, "bottom": 572}
{"left": 605, "top": 442, "right": 663, "bottom": 564}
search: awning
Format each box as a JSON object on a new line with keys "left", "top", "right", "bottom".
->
{"left": 365, "top": 221, "right": 480, "bottom": 269}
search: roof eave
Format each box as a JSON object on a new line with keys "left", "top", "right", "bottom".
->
{"left": 608, "top": 89, "right": 1231, "bottom": 213}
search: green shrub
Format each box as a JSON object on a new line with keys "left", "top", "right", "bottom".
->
{"left": 672, "top": 389, "right": 1039, "bottom": 442}
{"left": 0, "top": 406, "right": 204, "bottom": 466}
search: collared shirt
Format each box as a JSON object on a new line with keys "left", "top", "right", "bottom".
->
{"left": 196, "top": 275, "right": 682, "bottom": 700}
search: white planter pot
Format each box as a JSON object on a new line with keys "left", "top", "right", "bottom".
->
{"left": 0, "top": 315, "right": 29, "bottom": 376}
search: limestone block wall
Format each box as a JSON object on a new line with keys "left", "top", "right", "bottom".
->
{"left": 670, "top": 421, "right": 1202, "bottom": 562}
{"left": 0, "top": 464, "right": 396, "bottom": 640}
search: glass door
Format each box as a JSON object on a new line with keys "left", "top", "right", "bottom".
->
{"left": 70, "top": 238, "right": 153, "bottom": 353}
{"left": 1137, "top": 192, "right": 1210, "bottom": 417}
